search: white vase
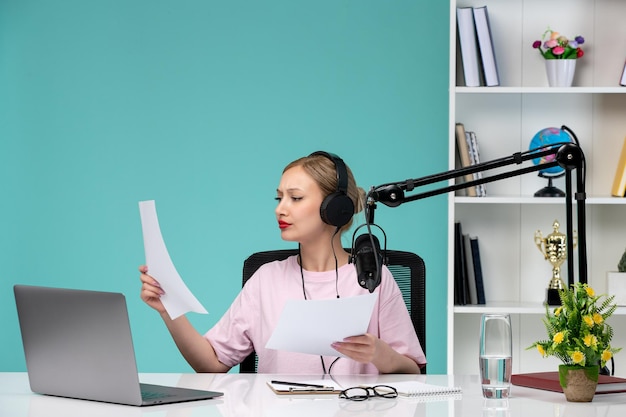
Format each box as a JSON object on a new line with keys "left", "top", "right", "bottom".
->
{"left": 544, "top": 59, "right": 576, "bottom": 87}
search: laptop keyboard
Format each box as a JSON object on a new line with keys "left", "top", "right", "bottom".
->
{"left": 141, "top": 390, "right": 175, "bottom": 401}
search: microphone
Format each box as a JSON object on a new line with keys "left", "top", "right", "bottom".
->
{"left": 351, "top": 233, "right": 384, "bottom": 293}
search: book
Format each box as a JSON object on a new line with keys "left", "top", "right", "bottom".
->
{"left": 472, "top": 6, "right": 500, "bottom": 86}
{"left": 456, "top": 7, "right": 481, "bottom": 87}
{"left": 455, "top": 123, "right": 477, "bottom": 197}
{"left": 470, "top": 236, "right": 486, "bottom": 305}
{"left": 511, "top": 372, "right": 626, "bottom": 394}
{"left": 463, "top": 234, "right": 478, "bottom": 304}
{"left": 466, "top": 130, "right": 487, "bottom": 197}
{"left": 621, "top": 60, "right": 626, "bottom": 86}
{"left": 454, "top": 222, "right": 468, "bottom": 305}
{"left": 610, "top": 136, "right": 626, "bottom": 197}
{"left": 388, "top": 380, "right": 462, "bottom": 397}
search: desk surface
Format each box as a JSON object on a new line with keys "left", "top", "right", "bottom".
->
{"left": 2, "top": 372, "right": 626, "bottom": 417}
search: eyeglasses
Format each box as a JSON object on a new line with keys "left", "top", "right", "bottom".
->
{"left": 339, "top": 385, "right": 398, "bottom": 401}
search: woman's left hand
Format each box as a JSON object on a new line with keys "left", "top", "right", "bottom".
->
{"left": 331, "top": 334, "right": 379, "bottom": 364}
{"left": 331, "top": 334, "right": 421, "bottom": 374}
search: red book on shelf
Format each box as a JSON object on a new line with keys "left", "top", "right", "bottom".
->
{"left": 512, "top": 372, "right": 626, "bottom": 394}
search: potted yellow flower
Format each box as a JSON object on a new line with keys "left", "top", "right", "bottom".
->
{"left": 528, "top": 282, "right": 621, "bottom": 402}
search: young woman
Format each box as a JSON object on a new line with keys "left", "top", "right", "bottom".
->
{"left": 139, "top": 151, "right": 426, "bottom": 374}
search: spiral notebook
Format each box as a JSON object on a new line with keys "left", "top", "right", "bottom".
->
{"left": 389, "top": 380, "right": 462, "bottom": 398}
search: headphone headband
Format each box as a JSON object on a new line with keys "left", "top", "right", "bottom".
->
{"left": 309, "top": 151, "right": 349, "bottom": 195}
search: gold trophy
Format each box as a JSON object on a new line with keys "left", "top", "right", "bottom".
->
{"left": 534, "top": 220, "right": 577, "bottom": 305}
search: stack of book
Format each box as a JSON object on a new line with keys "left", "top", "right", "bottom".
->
{"left": 512, "top": 372, "right": 626, "bottom": 394}
{"left": 455, "top": 122, "right": 486, "bottom": 197}
{"left": 454, "top": 222, "right": 486, "bottom": 306}
{"left": 456, "top": 5, "right": 499, "bottom": 87}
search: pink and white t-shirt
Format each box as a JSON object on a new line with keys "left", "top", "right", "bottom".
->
{"left": 205, "top": 255, "right": 426, "bottom": 374}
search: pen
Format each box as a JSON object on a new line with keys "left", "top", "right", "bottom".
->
{"left": 271, "top": 380, "right": 329, "bottom": 389}
{"left": 288, "top": 387, "right": 335, "bottom": 392}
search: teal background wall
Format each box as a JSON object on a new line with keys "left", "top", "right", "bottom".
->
{"left": 1, "top": 1, "right": 449, "bottom": 373}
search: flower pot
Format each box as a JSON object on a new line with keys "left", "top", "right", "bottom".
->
{"left": 545, "top": 59, "right": 576, "bottom": 87}
{"left": 559, "top": 364, "right": 599, "bottom": 402}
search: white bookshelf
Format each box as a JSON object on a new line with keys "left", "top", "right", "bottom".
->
{"left": 448, "top": 0, "right": 626, "bottom": 375}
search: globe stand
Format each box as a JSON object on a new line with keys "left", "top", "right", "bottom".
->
{"left": 534, "top": 173, "right": 565, "bottom": 197}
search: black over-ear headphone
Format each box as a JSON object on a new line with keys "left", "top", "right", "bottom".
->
{"left": 309, "top": 151, "right": 355, "bottom": 228}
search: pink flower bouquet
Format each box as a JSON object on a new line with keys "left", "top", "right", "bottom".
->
{"left": 533, "top": 29, "right": 584, "bottom": 60}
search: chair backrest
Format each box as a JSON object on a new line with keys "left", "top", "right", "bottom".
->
{"left": 239, "top": 249, "right": 426, "bottom": 373}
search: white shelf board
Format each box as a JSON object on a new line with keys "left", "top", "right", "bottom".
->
{"left": 456, "top": 87, "right": 626, "bottom": 94}
{"left": 454, "top": 303, "right": 626, "bottom": 316}
{"left": 455, "top": 196, "right": 626, "bottom": 205}
{"left": 454, "top": 302, "right": 547, "bottom": 314}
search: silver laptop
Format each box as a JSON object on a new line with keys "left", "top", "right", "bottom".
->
{"left": 13, "top": 285, "right": 223, "bottom": 406}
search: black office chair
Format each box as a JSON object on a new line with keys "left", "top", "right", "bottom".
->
{"left": 239, "top": 248, "right": 426, "bottom": 373}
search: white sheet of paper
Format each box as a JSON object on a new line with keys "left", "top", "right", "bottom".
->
{"left": 138, "top": 200, "right": 208, "bottom": 319}
{"left": 265, "top": 293, "right": 378, "bottom": 357}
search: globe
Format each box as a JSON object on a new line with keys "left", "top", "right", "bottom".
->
{"left": 529, "top": 127, "right": 572, "bottom": 175}
{"left": 529, "top": 126, "right": 573, "bottom": 197}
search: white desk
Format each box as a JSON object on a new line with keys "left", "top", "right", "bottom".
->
{"left": 2, "top": 372, "right": 626, "bottom": 417}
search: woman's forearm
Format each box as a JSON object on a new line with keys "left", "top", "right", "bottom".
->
{"left": 160, "top": 312, "right": 230, "bottom": 373}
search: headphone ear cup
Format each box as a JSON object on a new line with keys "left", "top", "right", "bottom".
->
{"left": 320, "top": 192, "right": 355, "bottom": 228}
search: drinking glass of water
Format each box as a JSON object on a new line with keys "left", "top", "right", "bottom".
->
{"left": 479, "top": 314, "right": 512, "bottom": 398}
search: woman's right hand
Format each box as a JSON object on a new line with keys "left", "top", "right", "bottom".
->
{"left": 139, "top": 265, "right": 166, "bottom": 314}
